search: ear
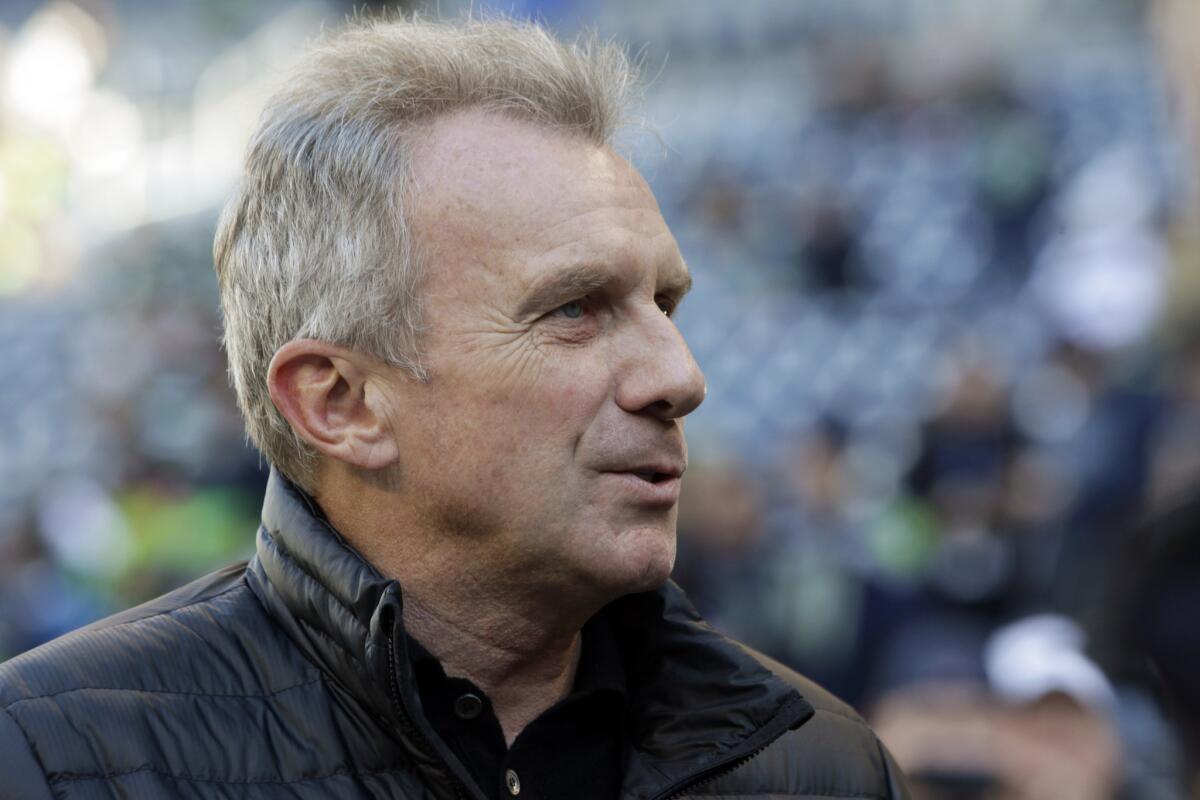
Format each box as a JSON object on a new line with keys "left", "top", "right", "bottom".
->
{"left": 267, "top": 339, "right": 401, "bottom": 471}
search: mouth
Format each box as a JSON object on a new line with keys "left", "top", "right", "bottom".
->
{"left": 600, "top": 461, "right": 685, "bottom": 506}
{"left": 629, "top": 471, "right": 675, "bottom": 485}
{"left": 603, "top": 469, "right": 682, "bottom": 506}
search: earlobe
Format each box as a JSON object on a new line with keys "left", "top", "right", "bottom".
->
{"left": 267, "top": 340, "right": 402, "bottom": 470}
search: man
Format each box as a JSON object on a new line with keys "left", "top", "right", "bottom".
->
{"left": 0, "top": 16, "right": 909, "bottom": 800}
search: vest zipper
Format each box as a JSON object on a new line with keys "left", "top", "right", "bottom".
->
{"left": 650, "top": 696, "right": 812, "bottom": 800}
{"left": 383, "top": 606, "right": 471, "bottom": 800}
{"left": 654, "top": 744, "right": 771, "bottom": 800}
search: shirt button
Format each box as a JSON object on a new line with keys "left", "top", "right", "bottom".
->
{"left": 505, "top": 768, "right": 521, "bottom": 796}
{"left": 453, "top": 693, "right": 483, "bottom": 720}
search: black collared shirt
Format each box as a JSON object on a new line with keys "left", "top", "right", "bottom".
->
{"left": 408, "top": 613, "right": 628, "bottom": 800}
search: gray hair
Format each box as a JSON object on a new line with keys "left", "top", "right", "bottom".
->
{"left": 213, "top": 14, "right": 639, "bottom": 492}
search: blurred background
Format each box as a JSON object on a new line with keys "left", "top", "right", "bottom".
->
{"left": 1, "top": 0, "right": 1198, "bottom": 796}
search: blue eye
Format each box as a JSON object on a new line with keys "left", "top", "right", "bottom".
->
{"left": 556, "top": 300, "right": 584, "bottom": 319}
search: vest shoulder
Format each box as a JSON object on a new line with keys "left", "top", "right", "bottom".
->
{"left": 0, "top": 563, "right": 428, "bottom": 796}
{"left": 704, "top": 642, "right": 910, "bottom": 799}
{"left": 736, "top": 640, "right": 867, "bottom": 722}
{"left": 0, "top": 562, "right": 314, "bottom": 705}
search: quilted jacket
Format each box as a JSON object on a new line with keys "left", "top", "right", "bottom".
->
{"left": 0, "top": 470, "right": 909, "bottom": 799}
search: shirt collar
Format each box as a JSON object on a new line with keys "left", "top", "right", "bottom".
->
{"left": 573, "top": 610, "right": 627, "bottom": 700}
{"left": 406, "top": 606, "right": 628, "bottom": 703}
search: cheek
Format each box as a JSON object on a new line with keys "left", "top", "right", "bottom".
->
{"left": 494, "top": 360, "right": 608, "bottom": 436}
{"left": 415, "top": 353, "right": 611, "bottom": 487}
{"left": 542, "top": 379, "right": 593, "bottom": 424}
{"left": 425, "top": 375, "right": 593, "bottom": 475}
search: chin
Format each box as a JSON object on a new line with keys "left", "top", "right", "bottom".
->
{"left": 603, "top": 525, "right": 677, "bottom": 596}
{"left": 632, "top": 555, "right": 675, "bottom": 594}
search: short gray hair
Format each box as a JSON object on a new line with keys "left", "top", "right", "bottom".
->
{"left": 214, "top": 14, "right": 639, "bottom": 492}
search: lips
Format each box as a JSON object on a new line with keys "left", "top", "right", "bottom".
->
{"left": 597, "top": 457, "right": 685, "bottom": 504}
{"left": 626, "top": 468, "right": 679, "bottom": 485}
{"left": 602, "top": 457, "right": 683, "bottom": 480}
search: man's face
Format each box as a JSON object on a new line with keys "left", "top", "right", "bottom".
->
{"left": 387, "top": 110, "right": 705, "bottom": 601}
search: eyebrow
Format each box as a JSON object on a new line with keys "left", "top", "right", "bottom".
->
{"left": 516, "top": 264, "right": 613, "bottom": 318}
{"left": 515, "top": 262, "right": 693, "bottom": 319}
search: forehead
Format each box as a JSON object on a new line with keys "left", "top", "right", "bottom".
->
{"left": 408, "top": 110, "right": 683, "bottom": 297}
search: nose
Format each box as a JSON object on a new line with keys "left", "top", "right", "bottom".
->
{"left": 615, "top": 306, "right": 707, "bottom": 420}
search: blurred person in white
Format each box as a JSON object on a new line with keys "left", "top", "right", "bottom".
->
{"left": 870, "top": 615, "right": 1123, "bottom": 800}
{"left": 0, "top": 14, "right": 908, "bottom": 800}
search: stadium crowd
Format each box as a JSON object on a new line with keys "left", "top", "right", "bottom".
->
{"left": 0, "top": 0, "right": 1196, "bottom": 796}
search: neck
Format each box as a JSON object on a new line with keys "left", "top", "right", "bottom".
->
{"left": 315, "top": 469, "right": 604, "bottom": 744}
{"left": 404, "top": 592, "right": 584, "bottom": 745}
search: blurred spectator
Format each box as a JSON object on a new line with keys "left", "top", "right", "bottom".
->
{"left": 1148, "top": 331, "right": 1200, "bottom": 510}
{"left": 674, "top": 457, "right": 768, "bottom": 622}
{"left": 872, "top": 614, "right": 1123, "bottom": 800}
{"left": 1094, "top": 489, "right": 1200, "bottom": 797}
{"left": 787, "top": 194, "right": 869, "bottom": 294}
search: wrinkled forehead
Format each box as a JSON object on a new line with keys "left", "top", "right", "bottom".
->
{"left": 407, "top": 109, "right": 678, "bottom": 286}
